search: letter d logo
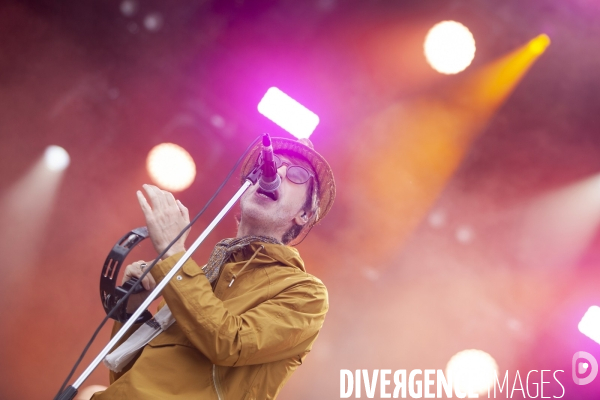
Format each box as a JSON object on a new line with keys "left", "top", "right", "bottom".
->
{"left": 573, "top": 351, "right": 598, "bottom": 385}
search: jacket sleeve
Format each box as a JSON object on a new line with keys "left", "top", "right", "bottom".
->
{"left": 150, "top": 252, "right": 328, "bottom": 367}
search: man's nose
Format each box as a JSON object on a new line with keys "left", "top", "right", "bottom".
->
{"left": 277, "top": 165, "right": 287, "bottom": 180}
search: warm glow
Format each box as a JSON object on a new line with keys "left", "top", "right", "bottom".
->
{"left": 424, "top": 21, "right": 476, "bottom": 74}
{"left": 146, "top": 143, "right": 196, "bottom": 192}
{"left": 344, "top": 35, "right": 548, "bottom": 268}
{"left": 446, "top": 349, "right": 498, "bottom": 395}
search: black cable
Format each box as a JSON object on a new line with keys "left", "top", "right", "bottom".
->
{"left": 54, "top": 135, "right": 260, "bottom": 399}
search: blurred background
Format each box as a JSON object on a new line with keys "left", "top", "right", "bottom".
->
{"left": 1, "top": 0, "right": 600, "bottom": 398}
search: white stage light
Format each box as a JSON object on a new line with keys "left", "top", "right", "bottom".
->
{"left": 44, "top": 145, "right": 70, "bottom": 172}
{"left": 424, "top": 21, "right": 476, "bottom": 75}
{"left": 579, "top": 306, "right": 600, "bottom": 345}
{"left": 258, "top": 87, "right": 320, "bottom": 139}
{"left": 146, "top": 143, "right": 196, "bottom": 192}
{"left": 446, "top": 349, "right": 498, "bottom": 395}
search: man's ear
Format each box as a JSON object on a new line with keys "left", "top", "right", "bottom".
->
{"left": 293, "top": 209, "right": 313, "bottom": 227}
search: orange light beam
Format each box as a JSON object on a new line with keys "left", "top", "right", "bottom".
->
{"left": 339, "top": 34, "right": 551, "bottom": 268}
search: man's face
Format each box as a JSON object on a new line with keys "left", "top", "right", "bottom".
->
{"left": 239, "top": 154, "right": 312, "bottom": 237}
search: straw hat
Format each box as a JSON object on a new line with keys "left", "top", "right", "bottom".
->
{"left": 240, "top": 137, "right": 336, "bottom": 223}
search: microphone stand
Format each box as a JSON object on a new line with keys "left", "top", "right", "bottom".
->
{"left": 55, "top": 170, "right": 259, "bottom": 400}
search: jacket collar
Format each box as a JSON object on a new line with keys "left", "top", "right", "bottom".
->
{"left": 231, "top": 242, "right": 306, "bottom": 272}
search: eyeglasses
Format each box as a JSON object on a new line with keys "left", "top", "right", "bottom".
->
{"left": 259, "top": 154, "right": 314, "bottom": 185}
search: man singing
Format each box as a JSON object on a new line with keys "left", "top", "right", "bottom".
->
{"left": 93, "top": 137, "right": 335, "bottom": 399}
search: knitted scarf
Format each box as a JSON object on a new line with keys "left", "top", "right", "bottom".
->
{"left": 202, "top": 235, "right": 282, "bottom": 283}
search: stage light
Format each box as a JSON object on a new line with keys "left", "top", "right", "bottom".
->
{"left": 446, "top": 349, "right": 498, "bottom": 395}
{"left": 528, "top": 34, "right": 551, "bottom": 55}
{"left": 1, "top": 154, "right": 66, "bottom": 275}
{"left": 348, "top": 33, "right": 548, "bottom": 269}
{"left": 579, "top": 306, "right": 600, "bottom": 345}
{"left": 519, "top": 173, "right": 600, "bottom": 269}
{"left": 44, "top": 145, "right": 70, "bottom": 172}
{"left": 424, "top": 21, "right": 476, "bottom": 75}
{"left": 146, "top": 143, "right": 196, "bottom": 192}
{"left": 258, "top": 87, "right": 319, "bottom": 139}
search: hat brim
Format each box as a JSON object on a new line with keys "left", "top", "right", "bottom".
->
{"left": 240, "top": 137, "right": 335, "bottom": 222}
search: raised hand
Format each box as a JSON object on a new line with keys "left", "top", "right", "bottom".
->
{"left": 136, "top": 184, "right": 190, "bottom": 259}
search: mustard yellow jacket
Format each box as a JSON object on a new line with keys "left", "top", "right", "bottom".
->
{"left": 93, "top": 242, "right": 328, "bottom": 400}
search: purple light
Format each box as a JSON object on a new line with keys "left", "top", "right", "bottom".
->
{"left": 579, "top": 306, "right": 600, "bottom": 345}
{"left": 258, "top": 87, "right": 319, "bottom": 139}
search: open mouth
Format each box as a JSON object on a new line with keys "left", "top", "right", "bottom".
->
{"left": 257, "top": 187, "right": 278, "bottom": 201}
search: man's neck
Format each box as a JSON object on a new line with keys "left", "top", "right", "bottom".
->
{"left": 236, "top": 223, "right": 283, "bottom": 242}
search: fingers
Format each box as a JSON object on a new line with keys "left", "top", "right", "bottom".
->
{"left": 177, "top": 200, "right": 190, "bottom": 223}
{"left": 137, "top": 190, "right": 152, "bottom": 215}
{"left": 139, "top": 184, "right": 182, "bottom": 213}
{"left": 121, "top": 260, "right": 156, "bottom": 291}
{"left": 122, "top": 260, "right": 144, "bottom": 282}
{"left": 143, "top": 184, "right": 174, "bottom": 209}
{"left": 162, "top": 190, "right": 177, "bottom": 207}
{"left": 141, "top": 184, "right": 159, "bottom": 209}
{"left": 140, "top": 271, "right": 156, "bottom": 291}
{"left": 138, "top": 184, "right": 190, "bottom": 256}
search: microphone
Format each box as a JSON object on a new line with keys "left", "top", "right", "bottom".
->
{"left": 259, "top": 133, "right": 281, "bottom": 192}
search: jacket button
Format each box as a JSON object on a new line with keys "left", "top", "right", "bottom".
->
{"left": 176, "top": 275, "right": 183, "bottom": 281}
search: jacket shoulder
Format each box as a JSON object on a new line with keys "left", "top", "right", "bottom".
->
{"left": 265, "top": 262, "right": 326, "bottom": 287}
{"left": 264, "top": 265, "right": 329, "bottom": 311}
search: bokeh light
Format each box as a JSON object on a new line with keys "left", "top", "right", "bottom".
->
{"left": 44, "top": 145, "right": 70, "bottom": 172}
{"left": 424, "top": 21, "right": 476, "bottom": 74}
{"left": 446, "top": 349, "right": 498, "bottom": 395}
{"left": 119, "top": 0, "right": 137, "bottom": 17}
{"left": 428, "top": 210, "right": 446, "bottom": 228}
{"left": 456, "top": 225, "right": 474, "bottom": 244}
{"left": 146, "top": 143, "right": 196, "bottom": 192}
{"left": 144, "top": 12, "right": 163, "bottom": 32}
